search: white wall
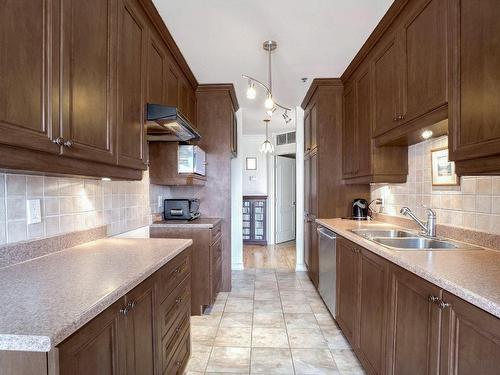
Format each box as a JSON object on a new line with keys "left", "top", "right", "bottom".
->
{"left": 294, "top": 107, "right": 305, "bottom": 270}
{"left": 240, "top": 135, "right": 268, "bottom": 196}
{"left": 231, "top": 109, "right": 244, "bottom": 270}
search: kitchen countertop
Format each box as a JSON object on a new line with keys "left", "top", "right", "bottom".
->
{"left": 151, "top": 217, "right": 222, "bottom": 228}
{"left": 0, "top": 238, "right": 192, "bottom": 352}
{"left": 317, "top": 218, "right": 500, "bottom": 319}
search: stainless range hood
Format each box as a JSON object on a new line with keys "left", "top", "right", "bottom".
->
{"left": 146, "top": 104, "right": 201, "bottom": 142}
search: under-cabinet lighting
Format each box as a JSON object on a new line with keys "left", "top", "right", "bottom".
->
{"left": 101, "top": 177, "right": 111, "bottom": 182}
{"left": 421, "top": 130, "right": 433, "bottom": 140}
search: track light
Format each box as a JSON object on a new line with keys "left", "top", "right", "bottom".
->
{"left": 266, "top": 107, "right": 276, "bottom": 117}
{"left": 282, "top": 111, "right": 292, "bottom": 124}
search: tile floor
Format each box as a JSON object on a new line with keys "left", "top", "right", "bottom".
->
{"left": 185, "top": 268, "right": 365, "bottom": 374}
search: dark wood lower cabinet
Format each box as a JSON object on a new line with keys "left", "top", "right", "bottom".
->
{"left": 335, "top": 236, "right": 500, "bottom": 375}
{"left": 440, "top": 291, "right": 500, "bottom": 375}
{"left": 386, "top": 265, "right": 442, "bottom": 375}
{"left": 58, "top": 248, "right": 191, "bottom": 375}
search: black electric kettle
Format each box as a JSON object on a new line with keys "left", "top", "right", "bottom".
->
{"left": 352, "top": 198, "right": 369, "bottom": 219}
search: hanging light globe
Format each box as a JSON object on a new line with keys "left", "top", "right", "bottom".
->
{"left": 260, "top": 140, "right": 274, "bottom": 154}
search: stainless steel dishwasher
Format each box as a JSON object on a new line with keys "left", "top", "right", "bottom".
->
{"left": 317, "top": 226, "right": 337, "bottom": 317}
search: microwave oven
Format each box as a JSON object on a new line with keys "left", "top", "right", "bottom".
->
{"left": 178, "top": 145, "right": 206, "bottom": 176}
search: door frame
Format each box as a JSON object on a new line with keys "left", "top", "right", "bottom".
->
{"left": 274, "top": 154, "right": 297, "bottom": 244}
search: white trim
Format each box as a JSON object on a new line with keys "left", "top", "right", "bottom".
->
{"left": 231, "top": 263, "right": 245, "bottom": 270}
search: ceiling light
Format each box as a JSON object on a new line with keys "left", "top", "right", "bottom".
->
{"left": 101, "top": 177, "right": 111, "bottom": 182}
{"left": 422, "top": 130, "right": 433, "bottom": 139}
{"left": 246, "top": 80, "right": 256, "bottom": 99}
{"left": 260, "top": 119, "right": 274, "bottom": 154}
{"left": 282, "top": 111, "right": 292, "bottom": 124}
{"left": 266, "top": 107, "right": 276, "bottom": 117}
{"left": 242, "top": 40, "right": 291, "bottom": 125}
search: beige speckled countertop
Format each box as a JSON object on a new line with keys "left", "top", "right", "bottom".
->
{"left": 317, "top": 218, "right": 500, "bottom": 319}
{"left": 150, "top": 217, "right": 221, "bottom": 228}
{"left": 0, "top": 238, "right": 192, "bottom": 352}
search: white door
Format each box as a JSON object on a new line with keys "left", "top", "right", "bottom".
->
{"left": 275, "top": 155, "right": 296, "bottom": 243}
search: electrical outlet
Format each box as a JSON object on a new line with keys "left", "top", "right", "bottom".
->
{"left": 27, "top": 199, "right": 42, "bottom": 224}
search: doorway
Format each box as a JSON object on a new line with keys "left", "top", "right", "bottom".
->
{"left": 275, "top": 154, "right": 296, "bottom": 244}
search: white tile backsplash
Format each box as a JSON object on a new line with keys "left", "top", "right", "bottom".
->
{"left": 371, "top": 136, "right": 500, "bottom": 235}
{"left": 0, "top": 170, "right": 153, "bottom": 245}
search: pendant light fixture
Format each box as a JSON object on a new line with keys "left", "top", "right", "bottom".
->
{"left": 260, "top": 119, "right": 274, "bottom": 154}
{"left": 243, "top": 41, "right": 292, "bottom": 124}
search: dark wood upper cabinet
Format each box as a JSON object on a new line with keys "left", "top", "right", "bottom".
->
{"left": 59, "top": 0, "right": 117, "bottom": 165}
{"left": 448, "top": 0, "right": 500, "bottom": 174}
{"left": 386, "top": 266, "right": 442, "bottom": 375}
{"left": 372, "top": 34, "right": 401, "bottom": 138}
{"left": 166, "top": 62, "right": 180, "bottom": 108}
{"left": 0, "top": 0, "right": 60, "bottom": 154}
{"left": 147, "top": 31, "right": 167, "bottom": 105}
{"left": 343, "top": 66, "right": 408, "bottom": 184}
{"left": 304, "top": 98, "right": 317, "bottom": 154}
{"left": 440, "top": 291, "right": 500, "bottom": 375}
{"left": 116, "top": 0, "right": 148, "bottom": 170}
{"left": 400, "top": 0, "right": 447, "bottom": 123}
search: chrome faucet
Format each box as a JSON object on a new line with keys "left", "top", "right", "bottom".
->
{"left": 400, "top": 206, "right": 437, "bottom": 238}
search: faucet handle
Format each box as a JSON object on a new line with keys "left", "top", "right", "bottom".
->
{"left": 419, "top": 203, "right": 436, "bottom": 217}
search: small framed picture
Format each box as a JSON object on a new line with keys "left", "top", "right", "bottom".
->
{"left": 246, "top": 157, "right": 257, "bottom": 170}
{"left": 431, "top": 147, "right": 459, "bottom": 186}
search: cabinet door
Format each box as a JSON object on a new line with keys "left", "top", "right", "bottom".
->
{"left": 448, "top": 0, "right": 500, "bottom": 161}
{"left": 386, "top": 266, "right": 442, "bottom": 375}
{"left": 116, "top": 0, "right": 147, "bottom": 169}
{"left": 400, "top": 0, "right": 447, "bottom": 123}
{"left": 304, "top": 155, "right": 311, "bottom": 215}
{"left": 304, "top": 107, "right": 312, "bottom": 153}
{"left": 0, "top": 0, "right": 60, "bottom": 154}
{"left": 124, "top": 277, "right": 155, "bottom": 375}
{"left": 165, "top": 60, "right": 180, "bottom": 107}
{"left": 310, "top": 100, "right": 318, "bottom": 152}
{"left": 358, "top": 249, "right": 389, "bottom": 374}
{"left": 304, "top": 217, "right": 311, "bottom": 271}
{"left": 309, "top": 150, "right": 318, "bottom": 217}
{"left": 58, "top": 299, "right": 125, "bottom": 375}
{"left": 148, "top": 31, "right": 167, "bottom": 105}
{"left": 342, "top": 82, "right": 357, "bottom": 177}
{"left": 372, "top": 34, "right": 401, "bottom": 137}
{"left": 356, "top": 69, "right": 373, "bottom": 178}
{"left": 59, "top": 0, "right": 117, "bottom": 165}
{"left": 440, "top": 291, "right": 500, "bottom": 375}
{"left": 336, "top": 237, "right": 359, "bottom": 345}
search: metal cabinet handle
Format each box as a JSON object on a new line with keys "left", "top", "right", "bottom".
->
{"left": 392, "top": 116, "right": 398, "bottom": 122}
{"left": 428, "top": 295, "right": 440, "bottom": 303}
{"left": 63, "top": 139, "right": 73, "bottom": 148}
{"left": 120, "top": 307, "right": 129, "bottom": 316}
{"left": 52, "top": 137, "right": 64, "bottom": 146}
{"left": 175, "top": 296, "right": 183, "bottom": 304}
{"left": 437, "top": 300, "right": 450, "bottom": 309}
{"left": 127, "top": 301, "right": 136, "bottom": 310}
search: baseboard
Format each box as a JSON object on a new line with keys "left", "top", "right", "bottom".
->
{"left": 295, "top": 263, "right": 307, "bottom": 271}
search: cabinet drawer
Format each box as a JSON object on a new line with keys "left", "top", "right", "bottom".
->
{"left": 161, "top": 306, "right": 190, "bottom": 373}
{"left": 158, "top": 276, "right": 190, "bottom": 340}
{"left": 157, "top": 250, "right": 190, "bottom": 303}
{"left": 162, "top": 318, "right": 190, "bottom": 375}
{"left": 211, "top": 236, "right": 222, "bottom": 264}
{"left": 211, "top": 222, "right": 222, "bottom": 244}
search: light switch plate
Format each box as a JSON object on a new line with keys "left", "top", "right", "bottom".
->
{"left": 27, "top": 199, "right": 42, "bottom": 224}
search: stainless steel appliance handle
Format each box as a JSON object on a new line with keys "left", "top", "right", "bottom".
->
{"left": 317, "top": 227, "right": 336, "bottom": 240}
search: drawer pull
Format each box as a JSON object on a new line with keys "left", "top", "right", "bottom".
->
{"left": 428, "top": 295, "right": 440, "bottom": 303}
{"left": 119, "top": 307, "right": 129, "bottom": 316}
{"left": 175, "top": 296, "right": 183, "bottom": 304}
{"left": 175, "top": 360, "right": 182, "bottom": 367}
{"left": 437, "top": 300, "right": 450, "bottom": 309}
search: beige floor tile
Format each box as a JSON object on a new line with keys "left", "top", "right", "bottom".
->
{"left": 252, "top": 327, "right": 289, "bottom": 348}
{"left": 253, "top": 312, "right": 286, "bottom": 328}
{"left": 214, "top": 327, "right": 252, "bottom": 347}
{"left": 309, "top": 301, "right": 331, "bottom": 315}
{"left": 206, "top": 346, "right": 251, "bottom": 373}
{"left": 292, "top": 348, "right": 340, "bottom": 374}
{"left": 191, "top": 313, "right": 223, "bottom": 327}
{"left": 228, "top": 289, "right": 255, "bottom": 299}
{"left": 287, "top": 328, "right": 329, "bottom": 349}
{"left": 253, "top": 299, "right": 283, "bottom": 313}
{"left": 282, "top": 301, "right": 313, "bottom": 314}
{"left": 254, "top": 289, "right": 280, "bottom": 301}
{"left": 191, "top": 325, "right": 218, "bottom": 345}
{"left": 220, "top": 312, "right": 253, "bottom": 328}
{"left": 225, "top": 297, "right": 254, "bottom": 313}
{"left": 284, "top": 313, "right": 320, "bottom": 329}
{"left": 250, "top": 348, "right": 294, "bottom": 374}
{"left": 330, "top": 349, "right": 365, "bottom": 374}
{"left": 254, "top": 280, "right": 279, "bottom": 290}
{"left": 321, "top": 328, "right": 351, "bottom": 350}
{"left": 314, "top": 313, "right": 337, "bottom": 328}
{"left": 186, "top": 344, "right": 212, "bottom": 372}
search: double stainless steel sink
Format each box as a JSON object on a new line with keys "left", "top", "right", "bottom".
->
{"left": 350, "top": 228, "right": 481, "bottom": 251}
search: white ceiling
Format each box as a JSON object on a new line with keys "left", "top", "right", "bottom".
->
{"left": 153, "top": 0, "right": 393, "bottom": 135}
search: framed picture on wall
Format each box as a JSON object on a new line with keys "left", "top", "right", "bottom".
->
{"left": 431, "top": 147, "right": 459, "bottom": 186}
{"left": 246, "top": 157, "right": 257, "bottom": 170}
